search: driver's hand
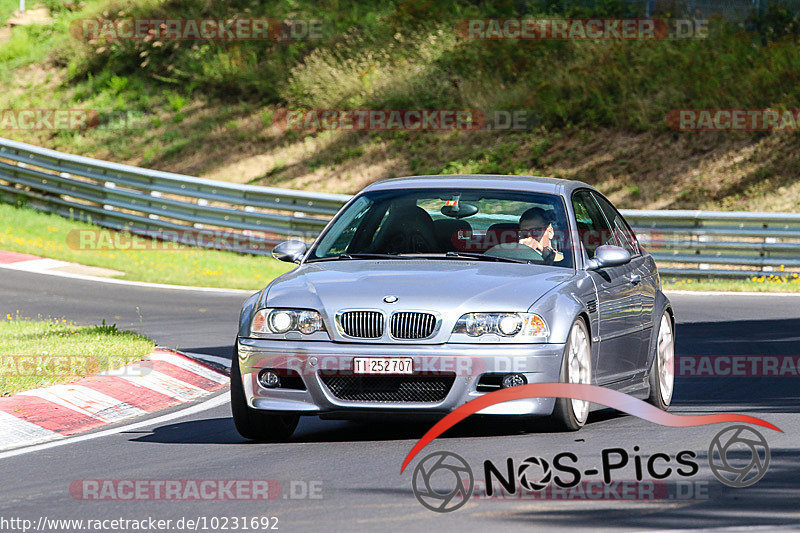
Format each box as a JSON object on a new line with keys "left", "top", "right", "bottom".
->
{"left": 539, "top": 225, "right": 554, "bottom": 249}
{"left": 519, "top": 236, "right": 541, "bottom": 250}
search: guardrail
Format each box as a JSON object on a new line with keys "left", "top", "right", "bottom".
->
{"left": 621, "top": 210, "right": 800, "bottom": 278}
{"left": 1, "top": 137, "right": 799, "bottom": 278}
{"left": 0, "top": 137, "right": 350, "bottom": 255}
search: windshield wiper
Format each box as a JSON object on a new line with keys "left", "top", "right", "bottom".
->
{"left": 308, "top": 252, "right": 528, "bottom": 263}
{"left": 346, "top": 253, "right": 411, "bottom": 259}
{"left": 401, "top": 252, "right": 531, "bottom": 264}
{"left": 306, "top": 253, "right": 410, "bottom": 262}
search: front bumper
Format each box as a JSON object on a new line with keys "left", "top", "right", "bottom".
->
{"left": 237, "top": 338, "right": 565, "bottom": 417}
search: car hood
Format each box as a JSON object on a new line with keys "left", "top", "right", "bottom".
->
{"left": 262, "top": 260, "right": 573, "bottom": 314}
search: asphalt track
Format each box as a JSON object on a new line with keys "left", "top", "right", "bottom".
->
{"left": 2, "top": 268, "right": 800, "bottom": 532}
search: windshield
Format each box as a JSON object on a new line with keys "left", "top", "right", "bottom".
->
{"left": 308, "top": 188, "right": 574, "bottom": 268}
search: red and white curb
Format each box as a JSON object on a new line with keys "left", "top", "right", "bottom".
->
{"left": 0, "top": 349, "right": 229, "bottom": 452}
{"left": 0, "top": 250, "right": 50, "bottom": 269}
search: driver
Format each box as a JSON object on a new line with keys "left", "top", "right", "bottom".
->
{"left": 518, "top": 207, "right": 564, "bottom": 263}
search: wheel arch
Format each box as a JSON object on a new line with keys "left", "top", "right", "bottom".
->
{"left": 646, "top": 292, "right": 674, "bottom": 372}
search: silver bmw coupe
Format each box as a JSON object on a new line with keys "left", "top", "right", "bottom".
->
{"left": 231, "top": 175, "right": 675, "bottom": 440}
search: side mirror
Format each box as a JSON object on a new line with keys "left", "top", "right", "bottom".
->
{"left": 272, "top": 240, "right": 307, "bottom": 264}
{"left": 586, "top": 245, "right": 631, "bottom": 270}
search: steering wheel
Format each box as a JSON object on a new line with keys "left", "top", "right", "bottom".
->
{"left": 484, "top": 242, "right": 547, "bottom": 262}
{"left": 384, "top": 230, "right": 437, "bottom": 253}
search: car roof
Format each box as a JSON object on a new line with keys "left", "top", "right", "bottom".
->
{"left": 362, "top": 174, "right": 596, "bottom": 196}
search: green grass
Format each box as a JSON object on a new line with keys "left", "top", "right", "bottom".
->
{"left": 0, "top": 0, "right": 18, "bottom": 22}
{"left": 662, "top": 275, "right": 800, "bottom": 293}
{"left": 0, "top": 317, "right": 154, "bottom": 395}
{"left": 0, "top": 203, "right": 293, "bottom": 289}
{"left": 3, "top": 1, "right": 799, "bottom": 144}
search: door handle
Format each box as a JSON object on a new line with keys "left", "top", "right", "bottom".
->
{"left": 629, "top": 273, "right": 641, "bottom": 285}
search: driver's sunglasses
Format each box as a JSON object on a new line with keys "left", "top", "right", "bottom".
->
{"left": 519, "top": 224, "right": 553, "bottom": 238}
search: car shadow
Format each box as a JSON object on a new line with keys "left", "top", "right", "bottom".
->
{"left": 126, "top": 417, "right": 244, "bottom": 445}
{"left": 128, "top": 408, "right": 626, "bottom": 445}
{"left": 178, "top": 344, "right": 234, "bottom": 359}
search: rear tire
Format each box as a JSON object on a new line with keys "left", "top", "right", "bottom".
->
{"left": 230, "top": 341, "right": 299, "bottom": 441}
{"left": 647, "top": 311, "right": 674, "bottom": 411}
{"left": 549, "top": 318, "right": 592, "bottom": 431}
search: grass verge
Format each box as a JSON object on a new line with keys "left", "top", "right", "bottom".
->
{"left": 0, "top": 202, "right": 293, "bottom": 289}
{"left": 0, "top": 316, "right": 154, "bottom": 395}
{"left": 662, "top": 275, "right": 800, "bottom": 293}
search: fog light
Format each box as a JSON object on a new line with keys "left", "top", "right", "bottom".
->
{"left": 258, "top": 369, "right": 281, "bottom": 389}
{"left": 501, "top": 373, "right": 527, "bottom": 388}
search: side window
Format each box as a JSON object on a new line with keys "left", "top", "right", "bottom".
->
{"left": 571, "top": 190, "right": 615, "bottom": 259}
{"left": 592, "top": 193, "right": 640, "bottom": 256}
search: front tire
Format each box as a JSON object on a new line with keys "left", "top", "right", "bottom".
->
{"left": 230, "top": 342, "right": 299, "bottom": 441}
{"left": 550, "top": 318, "right": 592, "bottom": 431}
{"left": 647, "top": 311, "right": 674, "bottom": 410}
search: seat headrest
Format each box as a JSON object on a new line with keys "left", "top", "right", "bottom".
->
{"left": 433, "top": 218, "right": 473, "bottom": 250}
{"left": 485, "top": 222, "right": 520, "bottom": 246}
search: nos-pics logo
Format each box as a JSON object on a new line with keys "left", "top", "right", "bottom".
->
{"left": 411, "top": 452, "right": 474, "bottom": 513}
{"left": 411, "top": 425, "right": 770, "bottom": 513}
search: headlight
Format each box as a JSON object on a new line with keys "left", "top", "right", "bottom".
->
{"left": 251, "top": 308, "right": 325, "bottom": 335}
{"left": 453, "top": 312, "right": 548, "bottom": 339}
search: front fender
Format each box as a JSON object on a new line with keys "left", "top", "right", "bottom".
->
{"left": 528, "top": 274, "right": 597, "bottom": 345}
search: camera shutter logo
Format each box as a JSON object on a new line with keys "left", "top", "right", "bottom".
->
{"left": 708, "top": 425, "right": 770, "bottom": 488}
{"left": 517, "top": 456, "right": 552, "bottom": 491}
{"left": 411, "top": 451, "right": 474, "bottom": 513}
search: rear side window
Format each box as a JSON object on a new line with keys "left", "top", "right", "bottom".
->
{"left": 592, "top": 193, "right": 640, "bottom": 256}
{"left": 571, "top": 190, "right": 615, "bottom": 259}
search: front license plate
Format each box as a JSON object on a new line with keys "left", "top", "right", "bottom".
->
{"left": 353, "top": 357, "right": 414, "bottom": 374}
